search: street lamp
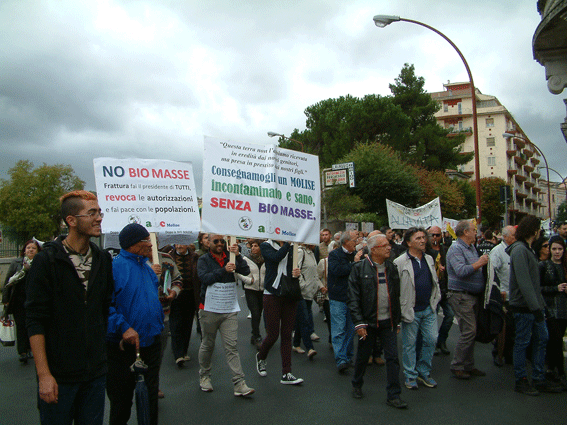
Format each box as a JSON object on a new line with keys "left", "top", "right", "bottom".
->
{"left": 267, "top": 132, "right": 304, "bottom": 151}
{"left": 503, "top": 132, "right": 552, "bottom": 223}
{"left": 537, "top": 166, "right": 567, "bottom": 207}
{"left": 562, "top": 99, "right": 567, "bottom": 144}
{"left": 373, "top": 15, "right": 483, "bottom": 225}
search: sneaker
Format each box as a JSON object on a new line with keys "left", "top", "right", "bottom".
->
{"left": 307, "top": 349, "right": 317, "bottom": 360}
{"left": 281, "top": 372, "right": 303, "bottom": 385}
{"left": 256, "top": 352, "right": 267, "bottom": 377}
{"left": 386, "top": 398, "right": 408, "bottom": 409}
{"left": 515, "top": 378, "right": 539, "bottom": 396}
{"left": 417, "top": 375, "right": 437, "bottom": 388}
{"left": 374, "top": 357, "right": 385, "bottom": 366}
{"left": 200, "top": 376, "right": 213, "bottom": 392}
{"left": 338, "top": 363, "right": 349, "bottom": 374}
{"left": 234, "top": 380, "right": 255, "bottom": 397}
{"left": 292, "top": 346, "right": 305, "bottom": 354}
{"left": 451, "top": 369, "right": 471, "bottom": 380}
{"left": 533, "top": 379, "right": 562, "bottom": 393}
{"left": 158, "top": 390, "right": 165, "bottom": 399}
{"left": 247, "top": 313, "right": 252, "bottom": 319}
{"left": 352, "top": 387, "right": 363, "bottom": 399}
{"left": 176, "top": 357, "right": 185, "bottom": 368}
{"left": 310, "top": 333, "right": 320, "bottom": 341}
{"left": 183, "top": 355, "right": 191, "bottom": 362}
{"left": 438, "top": 342, "right": 450, "bottom": 355}
{"left": 405, "top": 378, "right": 418, "bottom": 390}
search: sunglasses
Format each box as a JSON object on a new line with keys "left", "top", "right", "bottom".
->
{"left": 212, "top": 239, "right": 225, "bottom": 245}
{"left": 430, "top": 234, "right": 441, "bottom": 237}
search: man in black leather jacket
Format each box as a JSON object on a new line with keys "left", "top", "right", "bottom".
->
{"left": 348, "top": 234, "right": 406, "bottom": 409}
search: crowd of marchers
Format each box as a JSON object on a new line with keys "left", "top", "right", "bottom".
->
{"left": 2, "top": 189, "right": 567, "bottom": 423}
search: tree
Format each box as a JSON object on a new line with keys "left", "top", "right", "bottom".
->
{"left": 556, "top": 201, "right": 567, "bottom": 223}
{"left": 0, "top": 160, "right": 84, "bottom": 243}
{"left": 416, "top": 169, "right": 465, "bottom": 219}
{"left": 325, "top": 143, "right": 422, "bottom": 219}
{"left": 389, "top": 64, "right": 474, "bottom": 170}
{"left": 284, "top": 95, "right": 410, "bottom": 168}
{"left": 475, "top": 177, "right": 506, "bottom": 228}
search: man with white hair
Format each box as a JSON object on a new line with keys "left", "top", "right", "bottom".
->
{"left": 489, "top": 225, "right": 516, "bottom": 366}
{"left": 328, "top": 230, "right": 363, "bottom": 373}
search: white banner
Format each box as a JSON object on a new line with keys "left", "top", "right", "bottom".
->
{"left": 93, "top": 158, "right": 200, "bottom": 248}
{"left": 386, "top": 197, "right": 443, "bottom": 229}
{"left": 201, "top": 137, "right": 320, "bottom": 244}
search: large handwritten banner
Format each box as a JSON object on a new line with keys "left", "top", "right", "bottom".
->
{"left": 201, "top": 137, "right": 320, "bottom": 244}
{"left": 387, "top": 197, "right": 443, "bottom": 229}
{"left": 93, "top": 158, "right": 200, "bottom": 247}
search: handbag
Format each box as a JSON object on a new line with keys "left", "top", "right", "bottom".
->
{"left": 0, "top": 315, "right": 15, "bottom": 347}
{"left": 279, "top": 274, "right": 302, "bottom": 301}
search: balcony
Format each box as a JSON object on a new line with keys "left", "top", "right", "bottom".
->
{"left": 506, "top": 149, "right": 517, "bottom": 157}
{"left": 508, "top": 169, "right": 518, "bottom": 176}
{"left": 515, "top": 174, "right": 527, "bottom": 182}
{"left": 533, "top": 186, "right": 542, "bottom": 193}
{"left": 524, "top": 164, "right": 534, "bottom": 173}
{"left": 525, "top": 180, "right": 535, "bottom": 188}
{"left": 513, "top": 138, "right": 526, "bottom": 148}
{"left": 523, "top": 149, "right": 534, "bottom": 158}
{"left": 447, "top": 127, "right": 473, "bottom": 137}
{"left": 532, "top": 171, "right": 541, "bottom": 178}
{"left": 514, "top": 155, "right": 527, "bottom": 166}
{"left": 531, "top": 157, "right": 540, "bottom": 165}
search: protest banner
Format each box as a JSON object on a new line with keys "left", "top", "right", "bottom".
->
{"left": 201, "top": 137, "right": 320, "bottom": 245}
{"left": 386, "top": 197, "right": 443, "bottom": 229}
{"left": 93, "top": 158, "right": 200, "bottom": 248}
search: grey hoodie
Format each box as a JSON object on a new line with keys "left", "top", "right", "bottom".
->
{"left": 506, "top": 240, "right": 545, "bottom": 313}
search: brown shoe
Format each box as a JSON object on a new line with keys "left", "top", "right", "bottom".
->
{"left": 468, "top": 368, "right": 486, "bottom": 377}
{"left": 158, "top": 390, "right": 165, "bottom": 399}
{"left": 451, "top": 369, "right": 471, "bottom": 380}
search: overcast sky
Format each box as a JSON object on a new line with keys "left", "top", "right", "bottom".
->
{"left": 1, "top": 0, "right": 565, "bottom": 194}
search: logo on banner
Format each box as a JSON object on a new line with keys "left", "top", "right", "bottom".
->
{"left": 239, "top": 217, "right": 253, "bottom": 231}
{"left": 128, "top": 215, "right": 140, "bottom": 224}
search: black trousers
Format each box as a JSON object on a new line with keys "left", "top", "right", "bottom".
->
{"left": 245, "top": 288, "right": 264, "bottom": 340}
{"left": 107, "top": 337, "right": 161, "bottom": 425}
{"left": 352, "top": 321, "right": 401, "bottom": 400}
{"left": 169, "top": 289, "right": 196, "bottom": 360}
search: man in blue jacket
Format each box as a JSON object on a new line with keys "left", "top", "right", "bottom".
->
{"left": 328, "top": 230, "right": 363, "bottom": 373}
{"left": 106, "top": 223, "right": 175, "bottom": 425}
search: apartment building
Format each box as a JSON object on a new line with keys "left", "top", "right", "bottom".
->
{"left": 430, "top": 82, "right": 548, "bottom": 224}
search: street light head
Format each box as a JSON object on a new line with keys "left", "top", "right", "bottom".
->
{"left": 267, "top": 132, "right": 282, "bottom": 138}
{"left": 373, "top": 15, "right": 400, "bottom": 28}
{"left": 502, "top": 132, "right": 515, "bottom": 139}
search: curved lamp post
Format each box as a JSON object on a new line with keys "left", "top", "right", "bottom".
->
{"left": 267, "top": 132, "right": 304, "bottom": 152}
{"left": 373, "top": 15, "right": 482, "bottom": 225}
{"left": 503, "top": 132, "right": 552, "bottom": 223}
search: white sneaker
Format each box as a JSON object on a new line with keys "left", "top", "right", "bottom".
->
{"left": 234, "top": 380, "right": 255, "bottom": 396}
{"left": 247, "top": 313, "right": 252, "bottom": 319}
{"left": 310, "top": 333, "right": 320, "bottom": 341}
{"left": 281, "top": 373, "right": 304, "bottom": 385}
{"left": 200, "top": 376, "right": 213, "bottom": 392}
{"left": 183, "top": 355, "right": 191, "bottom": 361}
{"left": 256, "top": 352, "right": 267, "bottom": 377}
{"left": 292, "top": 346, "right": 306, "bottom": 354}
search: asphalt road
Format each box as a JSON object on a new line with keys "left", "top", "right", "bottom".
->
{"left": 1, "top": 288, "right": 565, "bottom": 425}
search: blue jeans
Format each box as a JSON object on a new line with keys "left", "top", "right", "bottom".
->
{"left": 401, "top": 306, "right": 438, "bottom": 380}
{"left": 293, "top": 299, "right": 315, "bottom": 350}
{"left": 38, "top": 375, "right": 106, "bottom": 425}
{"left": 330, "top": 299, "right": 354, "bottom": 367}
{"left": 513, "top": 312, "right": 548, "bottom": 382}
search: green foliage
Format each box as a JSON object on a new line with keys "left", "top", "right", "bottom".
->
{"left": 474, "top": 177, "right": 506, "bottom": 228}
{"left": 0, "top": 160, "right": 84, "bottom": 242}
{"left": 325, "top": 143, "right": 422, "bottom": 220}
{"left": 389, "top": 64, "right": 474, "bottom": 170}
{"left": 286, "top": 94, "right": 411, "bottom": 168}
{"left": 454, "top": 179, "right": 477, "bottom": 219}
{"left": 556, "top": 201, "right": 567, "bottom": 223}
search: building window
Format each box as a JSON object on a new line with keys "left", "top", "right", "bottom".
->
{"left": 486, "top": 118, "right": 494, "bottom": 128}
{"left": 443, "top": 103, "right": 448, "bottom": 112}
{"left": 487, "top": 157, "right": 496, "bottom": 166}
{"left": 458, "top": 121, "right": 463, "bottom": 131}
{"left": 486, "top": 137, "right": 495, "bottom": 147}
{"left": 457, "top": 102, "right": 462, "bottom": 114}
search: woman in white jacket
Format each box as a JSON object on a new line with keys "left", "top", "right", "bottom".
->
{"left": 292, "top": 244, "right": 325, "bottom": 359}
{"left": 236, "top": 240, "right": 266, "bottom": 349}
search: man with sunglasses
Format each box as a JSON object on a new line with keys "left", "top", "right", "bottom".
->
{"left": 26, "top": 190, "right": 114, "bottom": 425}
{"left": 426, "top": 226, "right": 453, "bottom": 356}
{"left": 197, "top": 235, "right": 255, "bottom": 397}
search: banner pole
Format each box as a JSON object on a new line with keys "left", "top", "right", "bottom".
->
{"left": 229, "top": 236, "right": 236, "bottom": 264}
{"left": 292, "top": 243, "right": 299, "bottom": 269}
{"left": 150, "top": 232, "right": 159, "bottom": 265}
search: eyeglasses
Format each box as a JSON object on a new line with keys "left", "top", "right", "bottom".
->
{"left": 430, "top": 234, "right": 441, "bottom": 237}
{"left": 212, "top": 239, "right": 225, "bottom": 245}
{"left": 74, "top": 211, "right": 104, "bottom": 219}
